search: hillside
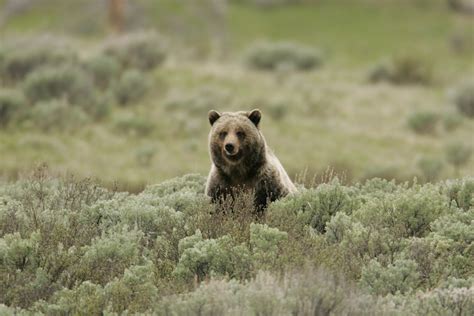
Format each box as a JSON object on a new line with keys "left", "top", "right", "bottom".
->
{"left": 0, "top": 0, "right": 473, "bottom": 190}
{"left": 0, "top": 2, "right": 473, "bottom": 313}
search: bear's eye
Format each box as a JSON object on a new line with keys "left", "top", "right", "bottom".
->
{"left": 219, "top": 131, "right": 227, "bottom": 139}
{"left": 236, "top": 131, "right": 245, "bottom": 139}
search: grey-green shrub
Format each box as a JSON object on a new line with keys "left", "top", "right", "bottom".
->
{"left": 265, "top": 99, "right": 289, "bottom": 120}
{"left": 403, "top": 208, "right": 474, "bottom": 288}
{"left": 174, "top": 231, "right": 252, "bottom": 281}
{"left": 143, "top": 174, "right": 206, "bottom": 197}
{"left": 389, "top": 55, "right": 433, "bottom": 84}
{"left": 417, "top": 156, "right": 444, "bottom": 182}
{"left": 445, "top": 142, "right": 472, "bottom": 173}
{"left": 113, "top": 70, "right": 149, "bottom": 105}
{"left": 164, "top": 86, "right": 232, "bottom": 115}
{"left": 135, "top": 145, "right": 157, "bottom": 167}
{"left": 164, "top": 86, "right": 233, "bottom": 135}
{"left": 368, "top": 60, "right": 393, "bottom": 83}
{"left": 0, "top": 89, "right": 27, "bottom": 127}
{"left": 0, "top": 232, "right": 37, "bottom": 272}
{"left": 267, "top": 179, "right": 357, "bottom": 234}
{"left": 1, "top": 171, "right": 473, "bottom": 314}
{"left": 250, "top": 223, "right": 287, "bottom": 269}
{"left": 103, "top": 31, "right": 166, "bottom": 71}
{"left": 323, "top": 182, "right": 451, "bottom": 278}
{"left": 369, "top": 55, "right": 432, "bottom": 85}
{"left": 84, "top": 54, "right": 121, "bottom": 90}
{"left": 407, "top": 111, "right": 439, "bottom": 135}
{"left": 104, "top": 261, "right": 159, "bottom": 314}
{"left": 245, "top": 41, "right": 322, "bottom": 71}
{"left": 22, "top": 65, "right": 96, "bottom": 109}
{"left": 360, "top": 259, "right": 420, "bottom": 295}
{"left": 0, "top": 37, "right": 77, "bottom": 83}
{"left": 29, "top": 100, "right": 89, "bottom": 132}
{"left": 37, "top": 281, "right": 106, "bottom": 315}
{"left": 76, "top": 229, "right": 143, "bottom": 285}
{"left": 325, "top": 211, "right": 352, "bottom": 244}
{"left": 157, "top": 269, "right": 387, "bottom": 315}
{"left": 452, "top": 80, "right": 474, "bottom": 118}
{"left": 113, "top": 113, "right": 154, "bottom": 136}
{"left": 443, "top": 178, "right": 474, "bottom": 211}
{"left": 443, "top": 112, "right": 464, "bottom": 131}
{"left": 354, "top": 183, "right": 448, "bottom": 238}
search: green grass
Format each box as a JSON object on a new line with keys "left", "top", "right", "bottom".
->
{"left": 229, "top": 2, "right": 449, "bottom": 63}
{"left": 2, "top": 1, "right": 473, "bottom": 68}
{"left": 1, "top": 62, "right": 473, "bottom": 189}
{"left": 0, "top": 0, "right": 473, "bottom": 189}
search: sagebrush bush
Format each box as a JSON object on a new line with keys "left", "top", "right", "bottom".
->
{"left": 28, "top": 99, "right": 89, "bottom": 132}
{"left": 367, "top": 60, "right": 393, "bottom": 83}
{"left": 105, "top": 261, "right": 159, "bottom": 313}
{"left": 261, "top": 97, "right": 290, "bottom": 121}
{"left": 113, "top": 113, "right": 154, "bottom": 136}
{"left": 360, "top": 259, "right": 421, "bottom": 296}
{"left": 443, "top": 112, "right": 464, "bottom": 132}
{"left": 250, "top": 223, "right": 287, "bottom": 269}
{"left": 113, "top": 69, "right": 149, "bottom": 105}
{"left": 368, "top": 55, "right": 432, "bottom": 85}
{"left": 445, "top": 142, "right": 472, "bottom": 173}
{"left": 267, "top": 179, "right": 357, "bottom": 234}
{"left": 354, "top": 183, "right": 448, "bottom": 238}
{"left": 0, "top": 170, "right": 472, "bottom": 314}
{"left": 164, "top": 86, "right": 233, "bottom": 135}
{"left": 83, "top": 54, "right": 121, "bottom": 90}
{"left": 76, "top": 228, "right": 144, "bottom": 285}
{"left": 244, "top": 41, "right": 322, "bottom": 71}
{"left": 417, "top": 156, "right": 444, "bottom": 182}
{"left": 135, "top": 144, "right": 157, "bottom": 167}
{"left": 451, "top": 80, "right": 474, "bottom": 118}
{"left": 407, "top": 111, "right": 439, "bottom": 135}
{"left": 0, "top": 89, "right": 27, "bottom": 128}
{"left": 103, "top": 31, "right": 166, "bottom": 71}
{"left": 389, "top": 55, "right": 433, "bottom": 84}
{"left": 402, "top": 208, "right": 474, "bottom": 288}
{"left": 143, "top": 174, "right": 206, "bottom": 197}
{"left": 443, "top": 178, "right": 474, "bottom": 211}
{"left": 158, "top": 268, "right": 388, "bottom": 315}
{"left": 0, "top": 36, "right": 77, "bottom": 83}
{"left": 164, "top": 86, "right": 232, "bottom": 115}
{"left": 174, "top": 231, "right": 252, "bottom": 282}
{"left": 22, "top": 65, "right": 97, "bottom": 110}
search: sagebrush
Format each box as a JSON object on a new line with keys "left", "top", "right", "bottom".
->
{"left": 0, "top": 170, "right": 472, "bottom": 315}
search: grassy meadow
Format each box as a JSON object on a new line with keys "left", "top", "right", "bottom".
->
{"left": 0, "top": 0, "right": 473, "bottom": 314}
{"left": 0, "top": 0, "right": 473, "bottom": 190}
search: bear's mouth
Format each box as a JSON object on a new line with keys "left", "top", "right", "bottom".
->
{"left": 223, "top": 150, "right": 242, "bottom": 162}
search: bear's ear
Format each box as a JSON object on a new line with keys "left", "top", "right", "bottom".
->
{"left": 208, "top": 110, "right": 221, "bottom": 126}
{"left": 248, "top": 109, "right": 261, "bottom": 127}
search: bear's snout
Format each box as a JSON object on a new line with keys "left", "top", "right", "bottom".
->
{"left": 224, "top": 143, "right": 236, "bottom": 154}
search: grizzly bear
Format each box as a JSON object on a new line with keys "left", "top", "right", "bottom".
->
{"left": 205, "top": 109, "right": 297, "bottom": 210}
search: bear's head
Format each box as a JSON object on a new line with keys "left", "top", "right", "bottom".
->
{"left": 208, "top": 109, "right": 266, "bottom": 174}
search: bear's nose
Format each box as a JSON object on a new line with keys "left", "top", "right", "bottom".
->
{"left": 225, "top": 143, "right": 235, "bottom": 153}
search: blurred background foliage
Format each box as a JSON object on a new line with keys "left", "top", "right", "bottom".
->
{"left": 0, "top": 0, "right": 473, "bottom": 192}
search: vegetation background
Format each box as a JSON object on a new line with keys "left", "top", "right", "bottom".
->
{"left": 0, "top": 0, "right": 473, "bottom": 314}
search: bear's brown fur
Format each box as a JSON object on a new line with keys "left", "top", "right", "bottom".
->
{"left": 205, "top": 109, "right": 296, "bottom": 210}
